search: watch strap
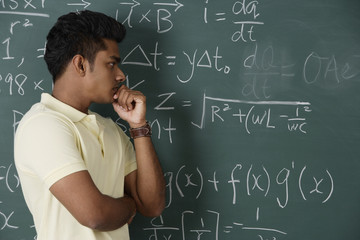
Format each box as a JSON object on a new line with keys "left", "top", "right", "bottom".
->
{"left": 129, "top": 121, "right": 152, "bottom": 139}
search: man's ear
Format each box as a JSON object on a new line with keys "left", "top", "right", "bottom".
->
{"left": 72, "top": 54, "right": 86, "bottom": 76}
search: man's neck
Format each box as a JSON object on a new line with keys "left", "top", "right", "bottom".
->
{"left": 52, "top": 79, "right": 90, "bottom": 114}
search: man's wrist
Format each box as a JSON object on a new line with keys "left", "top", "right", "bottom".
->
{"left": 129, "top": 120, "right": 147, "bottom": 129}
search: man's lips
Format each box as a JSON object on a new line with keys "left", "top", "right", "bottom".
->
{"left": 113, "top": 83, "right": 122, "bottom": 92}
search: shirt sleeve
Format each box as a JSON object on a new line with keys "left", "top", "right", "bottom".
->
{"left": 15, "top": 112, "right": 87, "bottom": 189}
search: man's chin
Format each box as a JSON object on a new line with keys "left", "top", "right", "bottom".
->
{"left": 95, "top": 97, "right": 114, "bottom": 105}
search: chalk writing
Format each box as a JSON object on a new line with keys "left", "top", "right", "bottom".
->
{"left": 119, "top": 0, "right": 183, "bottom": 31}
{"left": 203, "top": 0, "right": 264, "bottom": 42}
{"left": 176, "top": 46, "right": 231, "bottom": 83}
{"left": 0, "top": 164, "right": 20, "bottom": 193}
{"left": 2, "top": 37, "right": 14, "bottom": 60}
{"left": 121, "top": 42, "right": 231, "bottom": 83}
{"left": 0, "top": 210, "right": 19, "bottom": 231}
{"left": 303, "top": 52, "right": 360, "bottom": 85}
{"left": 144, "top": 209, "right": 288, "bottom": 240}
{"left": 0, "top": 73, "right": 27, "bottom": 95}
{"left": 192, "top": 92, "right": 311, "bottom": 134}
{"left": 67, "top": 0, "right": 91, "bottom": 9}
{"left": 166, "top": 163, "right": 333, "bottom": 208}
{"left": 139, "top": 161, "right": 334, "bottom": 240}
{"left": 0, "top": 0, "right": 48, "bottom": 17}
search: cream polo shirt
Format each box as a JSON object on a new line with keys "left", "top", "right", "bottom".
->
{"left": 14, "top": 93, "right": 137, "bottom": 240}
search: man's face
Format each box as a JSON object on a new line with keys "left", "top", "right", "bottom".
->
{"left": 85, "top": 39, "right": 125, "bottom": 104}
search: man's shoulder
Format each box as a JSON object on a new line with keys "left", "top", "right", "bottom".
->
{"left": 17, "top": 102, "right": 75, "bottom": 134}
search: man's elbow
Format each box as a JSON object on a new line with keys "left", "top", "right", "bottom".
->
{"left": 79, "top": 213, "right": 109, "bottom": 231}
{"left": 140, "top": 198, "right": 166, "bottom": 217}
{"left": 143, "top": 205, "right": 165, "bottom": 217}
{"left": 77, "top": 208, "right": 127, "bottom": 231}
{"left": 151, "top": 201, "right": 166, "bottom": 217}
{"left": 85, "top": 219, "right": 105, "bottom": 231}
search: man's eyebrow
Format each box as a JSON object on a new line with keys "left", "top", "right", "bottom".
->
{"left": 110, "top": 55, "right": 121, "bottom": 63}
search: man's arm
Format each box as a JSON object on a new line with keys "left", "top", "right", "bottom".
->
{"left": 50, "top": 170, "right": 137, "bottom": 231}
{"left": 113, "top": 85, "right": 166, "bottom": 217}
{"left": 124, "top": 136, "right": 166, "bottom": 217}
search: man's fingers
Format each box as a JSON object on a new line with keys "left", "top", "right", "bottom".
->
{"left": 114, "top": 86, "right": 145, "bottom": 111}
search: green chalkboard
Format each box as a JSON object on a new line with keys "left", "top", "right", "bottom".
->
{"left": 1, "top": 0, "right": 360, "bottom": 239}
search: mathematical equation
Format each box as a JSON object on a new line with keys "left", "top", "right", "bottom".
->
{"left": 143, "top": 209, "right": 289, "bottom": 240}
{"left": 133, "top": 161, "right": 334, "bottom": 240}
{"left": 109, "top": 96, "right": 312, "bottom": 146}
{"left": 1, "top": 8, "right": 359, "bottom": 97}
{"left": 110, "top": 41, "right": 360, "bottom": 93}
{"left": 164, "top": 163, "right": 333, "bottom": 209}
{"left": 118, "top": 0, "right": 263, "bottom": 43}
{"left": 1, "top": 0, "right": 357, "bottom": 93}
{"left": 0, "top": 159, "right": 335, "bottom": 239}
{"left": 191, "top": 93, "right": 312, "bottom": 134}
{"left": 0, "top": 0, "right": 263, "bottom": 40}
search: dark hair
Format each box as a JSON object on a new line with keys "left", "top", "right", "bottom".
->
{"left": 44, "top": 10, "right": 126, "bottom": 81}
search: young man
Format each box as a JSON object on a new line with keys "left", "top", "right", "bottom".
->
{"left": 14, "top": 10, "right": 165, "bottom": 239}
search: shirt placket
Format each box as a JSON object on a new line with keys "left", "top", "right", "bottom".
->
{"left": 84, "top": 115, "right": 105, "bottom": 158}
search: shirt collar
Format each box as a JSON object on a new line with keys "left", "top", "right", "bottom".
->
{"left": 41, "top": 93, "right": 87, "bottom": 123}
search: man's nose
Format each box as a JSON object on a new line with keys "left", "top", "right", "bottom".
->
{"left": 116, "top": 67, "right": 126, "bottom": 82}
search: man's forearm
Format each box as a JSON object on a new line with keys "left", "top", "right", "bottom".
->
{"left": 132, "top": 136, "right": 166, "bottom": 216}
{"left": 50, "top": 170, "right": 137, "bottom": 232}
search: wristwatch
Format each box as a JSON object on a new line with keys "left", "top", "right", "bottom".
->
{"left": 129, "top": 121, "right": 152, "bottom": 139}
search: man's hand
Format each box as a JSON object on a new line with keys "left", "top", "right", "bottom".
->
{"left": 112, "top": 85, "right": 147, "bottom": 128}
